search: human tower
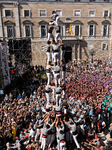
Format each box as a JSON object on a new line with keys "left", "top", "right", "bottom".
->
{"left": 35, "top": 11, "right": 84, "bottom": 150}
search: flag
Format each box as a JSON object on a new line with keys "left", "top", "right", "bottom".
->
{"left": 70, "top": 25, "right": 73, "bottom": 35}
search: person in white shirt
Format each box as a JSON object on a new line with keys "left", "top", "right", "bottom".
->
{"left": 50, "top": 11, "right": 60, "bottom": 27}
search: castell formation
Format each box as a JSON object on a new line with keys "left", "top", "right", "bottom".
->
{"left": 36, "top": 10, "right": 84, "bottom": 150}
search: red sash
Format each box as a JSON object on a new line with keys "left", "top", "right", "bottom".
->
{"left": 60, "top": 140, "right": 65, "bottom": 143}
{"left": 56, "top": 112, "right": 61, "bottom": 114}
{"left": 42, "top": 135, "right": 47, "bottom": 138}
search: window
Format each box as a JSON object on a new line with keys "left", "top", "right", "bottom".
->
{"left": 90, "top": 25, "right": 94, "bottom": 36}
{"left": 102, "top": 43, "right": 107, "bottom": 50}
{"left": 55, "top": 10, "right": 62, "bottom": 17}
{"left": 102, "top": 25, "right": 109, "bottom": 37}
{"left": 39, "top": 10, "right": 47, "bottom": 17}
{"left": 74, "top": 10, "right": 81, "bottom": 17}
{"left": 7, "top": 26, "right": 14, "bottom": 38}
{"left": 89, "top": 10, "right": 96, "bottom": 17}
{"left": 25, "top": 26, "right": 32, "bottom": 37}
{"left": 90, "top": 0, "right": 95, "bottom": 2}
{"left": 88, "top": 25, "right": 95, "bottom": 37}
{"left": 5, "top": 10, "right": 12, "bottom": 17}
{"left": 65, "top": 24, "right": 71, "bottom": 36}
{"left": 103, "top": 10, "right": 110, "bottom": 17}
{"left": 75, "top": 25, "right": 80, "bottom": 36}
{"left": 75, "top": 0, "right": 80, "bottom": 2}
{"left": 41, "top": 25, "right": 47, "bottom": 38}
{"left": 104, "top": 0, "right": 109, "bottom": 2}
{"left": 24, "top": 10, "right": 31, "bottom": 17}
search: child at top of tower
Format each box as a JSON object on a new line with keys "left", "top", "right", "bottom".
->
{"left": 50, "top": 11, "right": 60, "bottom": 27}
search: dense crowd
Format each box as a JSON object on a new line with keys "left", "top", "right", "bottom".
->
{"left": 0, "top": 59, "right": 112, "bottom": 150}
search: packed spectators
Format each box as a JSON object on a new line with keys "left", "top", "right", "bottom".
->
{"left": 0, "top": 58, "right": 112, "bottom": 150}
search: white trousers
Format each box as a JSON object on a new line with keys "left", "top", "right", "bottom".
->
{"left": 80, "top": 124, "right": 85, "bottom": 135}
{"left": 61, "top": 50, "right": 66, "bottom": 62}
{"left": 56, "top": 94, "right": 61, "bottom": 106}
{"left": 39, "top": 128, "right": 43, "bottom": 142}
{"left": 73, "top": 134, "right": 80, "bottom": 149}
{"left": 46, "top": 72, "right": 51, "bottom": 85}
{"left": 57, "top": 139, "right": 60, "bottom": 150}
{"left": 54, "top": 73, "right": 60, "bottom": 85}
{"left": 60, "top": 141, "right": 66, "bottom": 150}
{"left": 35, "top": 128, "right": 40, "bottom": 141}
{"left": 62, "top": 90, "right": 66, "bottom": 99}
{"left": 103, "top": 139, "right": 107, "bottom": 146}
{"left": 62, "top": 71, "right": 66, "bottom": 83}
{"left": 52, "top": 88, "right": 55, "bottom": 99}
{"left": 46, "top": 92, "right": 50, "bottom": 104}
{"left": 55, "top": 33, "right": 62, "bottom": 43}
{"left": 48, "top": 33, "right": 54, "bottom": 41}
{"left": 53, "top": 52, "right": 60, "bottom": 63}
{"left": 54, "top": 16, "right": 60, "bottom": 26}
{"left": 46, "top": 52, "right": 50, "bottom": 64}
{"left": 41, "top": 137, "right": 47, "bottom": 150}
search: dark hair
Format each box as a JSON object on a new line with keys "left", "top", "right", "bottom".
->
{"left": 52, "top": 39, "right": 55, "bottom": 44}
{"left": 47, "top": 40, "right": 51, "bottom": 45}
{"left": 60, "top": 130, "right": 64, "bottom": 134}
{"left": 46, "top": 124, "right": 50, "bottom": 129}
{"left": 52, "top": 11, "right": 56, "bottom": 14}
{"left": 70, "top": 122, "right": 74, "bottom": 125}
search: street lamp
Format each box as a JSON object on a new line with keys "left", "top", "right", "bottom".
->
{"left": 89, "top": 49, "right": 95, "bottom": 63}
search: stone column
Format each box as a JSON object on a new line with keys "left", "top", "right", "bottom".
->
{"left": 14, "top": 3, "right": 20, "bottom": 38}
{"left": 77, "top": 42, "right": 80, "bottom": 60}
{"left": 0, "top": 4, "right": 3, "bottom": 38}
{"left": 73, "top": 44, "right": 76, "bottom": 61}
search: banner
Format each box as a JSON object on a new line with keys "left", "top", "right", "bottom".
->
{"left": 0, "top": 42, "right": 10, "bottom": 86}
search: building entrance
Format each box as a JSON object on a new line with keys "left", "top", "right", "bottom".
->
{"left": 65, "top": 46, "right": 72, "bottom": 63}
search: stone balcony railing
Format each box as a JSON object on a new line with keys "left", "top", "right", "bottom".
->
{"left": 0, "top": 0, "right": 111, "bottom": 3}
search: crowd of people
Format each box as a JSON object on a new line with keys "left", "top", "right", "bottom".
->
{"left": 0, "top": 10, "right": 112, "bottom": 150}
{"left": 0, "top": 58, "right": 112, "bottom": 150}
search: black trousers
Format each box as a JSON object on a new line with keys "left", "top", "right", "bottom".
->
{"left": 110, "top": 130, "right": 112, "bottom": 138}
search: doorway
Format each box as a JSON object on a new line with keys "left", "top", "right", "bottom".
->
{"left": 65, "top": 46, "right": 72, "bottom": 63}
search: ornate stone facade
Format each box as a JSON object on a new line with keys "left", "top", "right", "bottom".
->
{"left": 1, "top": 0, "right": 112, "bottom": 66}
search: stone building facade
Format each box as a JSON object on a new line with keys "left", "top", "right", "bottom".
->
{"left": 0, "top": 0, "right": 112, "bottom": 66}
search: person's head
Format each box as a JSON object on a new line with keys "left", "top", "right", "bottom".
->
{"left": 60, "top": 130, "right": 64, "bottom": 134}
{"left": 47, "top": 40, "right": 51, "bottom": 45}
{"left": 46, "top": 124, "right": 50, "bottom": 129}
{"left": 52, "top": 10, "right": 56, "bottom": 14}
{"left": 52, "top": 39, "right": 55, "bottom": 44}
